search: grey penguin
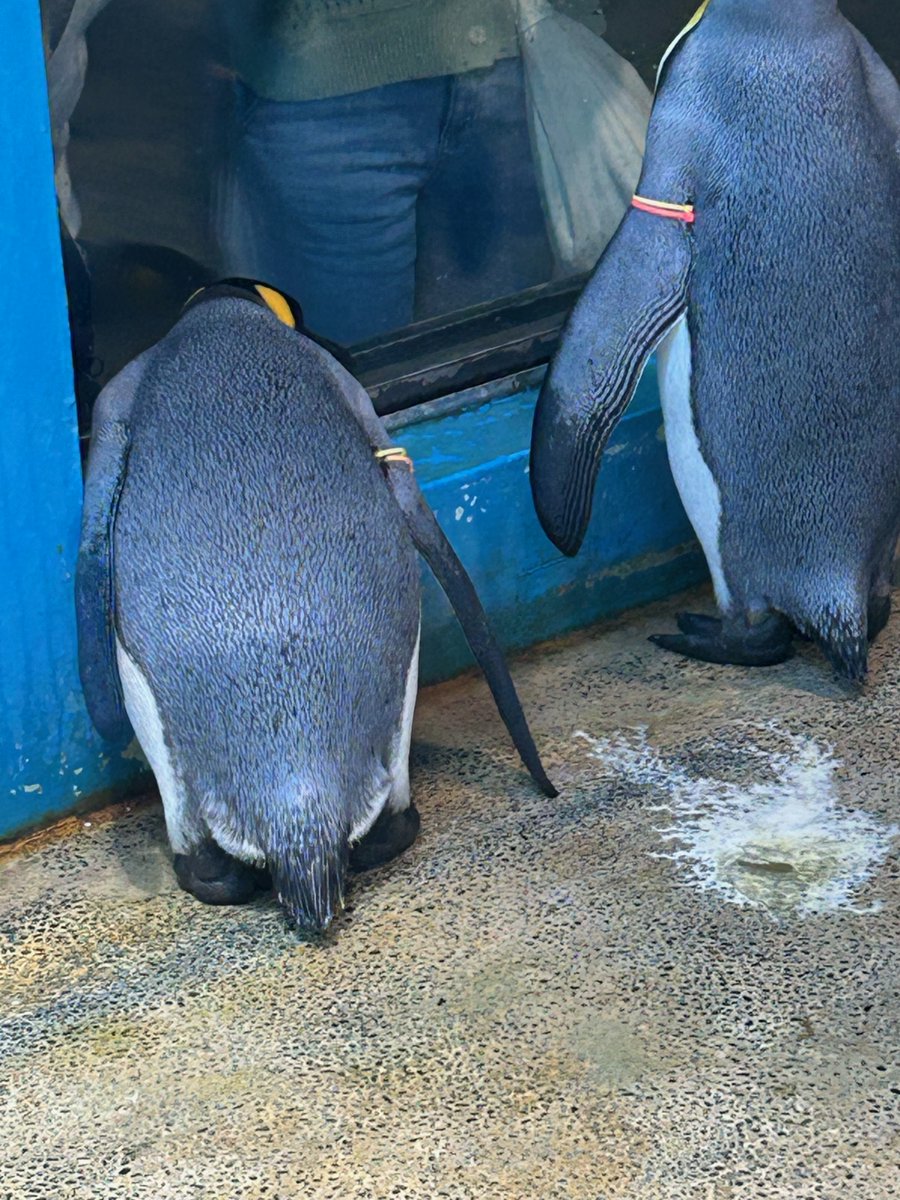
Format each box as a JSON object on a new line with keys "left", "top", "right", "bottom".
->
{"left": 76, "top": 279, "right": 556, "bottom": 933}
{"left": 530, "top": 0, "right": 900, "bottom": 681}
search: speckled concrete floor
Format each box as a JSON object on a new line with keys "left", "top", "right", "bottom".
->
{"left": 2, "top": 587, "right": 899, "bottom": 1200}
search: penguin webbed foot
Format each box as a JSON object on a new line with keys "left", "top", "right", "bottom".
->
{"left": 173, "top": 841, "right": 271, "bottom": 906}
{"left": 349, "top": 803, "right": 421, "bottom": 873}
{"left": 650, "top": 611, "right": 795, "bottom": 668}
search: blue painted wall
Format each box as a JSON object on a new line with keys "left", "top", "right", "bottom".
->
{"left": 0, "top": 2, "right": 145, "bottom": 839}
{"left": 394, "top": 365, "right": 706, "bottom": 685}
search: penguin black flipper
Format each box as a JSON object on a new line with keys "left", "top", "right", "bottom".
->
{"left": 76, "top": 419, "right": 130, "bottom": 740}
{"left": 75, "top": 354, "right": 151, "bottom": 743}
{"left": 382, "top": 459, "right": 558, "bottom": 799}
{"left": 292, "top": 334, "right": 557, "bottom": 799}
{"left": 530, "top": 208, "right": 692, "bottom": 556}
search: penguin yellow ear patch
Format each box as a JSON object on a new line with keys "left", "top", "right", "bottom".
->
{"left": 656, "top": 0, "right": 711, "bottom": 89}
{"left": 254, "top": 285, "right": 296, "bottom": 329}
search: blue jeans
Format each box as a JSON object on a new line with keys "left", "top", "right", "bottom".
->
{"left": 216, "top": 58, "right": 553, "bottom": 345}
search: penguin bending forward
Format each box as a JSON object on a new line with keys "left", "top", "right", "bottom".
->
{"left": 77, "top": 280, "right": 556, "bottom": 933}
{"left": 530, "top": 0, "right": 900, "bottom": 681}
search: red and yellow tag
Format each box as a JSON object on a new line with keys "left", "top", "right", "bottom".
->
{"left": 631, "top": 196, "right": 696, "bottom": 224}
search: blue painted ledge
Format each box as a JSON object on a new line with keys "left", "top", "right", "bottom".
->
{"left": 389, "top": 363, "right": 707, "bottom": 685}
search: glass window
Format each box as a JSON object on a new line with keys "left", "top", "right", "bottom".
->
{"left": 42, "top": 1, "right": 899, "bottom": 429}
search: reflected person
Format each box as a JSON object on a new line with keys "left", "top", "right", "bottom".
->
{"left": 216, "top": 0, "right": 557, "bottom": 345}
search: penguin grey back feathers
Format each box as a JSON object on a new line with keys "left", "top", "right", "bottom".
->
{"left": 78, "top": 293, "right": 555, "bottom": 932}
{"left": 115, "top": 302, "right": 419, "bottom": 928}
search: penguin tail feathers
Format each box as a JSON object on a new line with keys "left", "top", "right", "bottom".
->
{"left": 792, "top": 595, "right": 868, "bottom": 684}
{"left": 816, "top": 626, "right": 868, "bottom": 685}
{"left": 266, "top": 804, "right": 349, "bottom": 934}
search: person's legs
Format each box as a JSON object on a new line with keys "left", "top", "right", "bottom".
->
{"left": 415, "top": 56, "right": 554, "bottom": 320}
{"left": 216, "top": 77, "right": 449, "bottom": 345}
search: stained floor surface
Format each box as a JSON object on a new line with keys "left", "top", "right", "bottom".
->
{"left": 2, "top": 588, "right": 899, "bottom": 1199}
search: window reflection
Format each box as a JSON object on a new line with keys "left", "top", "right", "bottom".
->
{"left": 218, "top": 41, "right": 557, "bottom": 345}
{"left": 42, "top": 1, "right": 899, "bottom": 424}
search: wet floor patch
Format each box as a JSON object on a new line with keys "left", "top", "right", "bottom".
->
{"left": 577, "top": 723, "right": 899, "bottom": 919}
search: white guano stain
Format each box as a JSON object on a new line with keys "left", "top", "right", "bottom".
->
{"left": 576, "top": 724, "right": 898, "bottom": 919}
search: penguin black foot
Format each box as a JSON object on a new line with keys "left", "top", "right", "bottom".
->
{"left": 173, "top": 841, "right": 271, "bottom": 906}
{"left": 867, "top": 594, "right": 891, "bottom": 642}
{"left": 650, "top": 612, "right": 795, "bottom": 667}
{"left": 349, "top": 803, "right": 421, "bottom": 873}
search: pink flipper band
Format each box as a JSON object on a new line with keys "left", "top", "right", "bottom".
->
{"left": 632, "top": 195, "right": 696, "bottom": 224}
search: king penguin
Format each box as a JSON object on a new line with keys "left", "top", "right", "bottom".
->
{"left": 76, "top": 280, "right": 556, "bottom": 933}
{"left": 530, "top": 0, "right": 900, "bottom": 680}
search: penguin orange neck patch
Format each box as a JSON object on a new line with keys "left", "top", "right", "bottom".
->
{"left": 632, "top": 195, "right": 696, "bottom": 224}
{"left": 253, "top": 284, "right": 295, "bottom": 328}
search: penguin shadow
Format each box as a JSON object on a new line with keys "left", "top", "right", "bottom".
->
{"left": 97, "top": 794, "right": 182, "bottom": 903}
{"left": 740, "top": 628, "right": 889, "bottom": 703}
{"left": 408, "top": 739, "right": 548, "bottom": 823}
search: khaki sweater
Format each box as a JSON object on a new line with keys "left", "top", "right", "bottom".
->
{"left": 223, "top": 0, "right": 521, "bottom": 102}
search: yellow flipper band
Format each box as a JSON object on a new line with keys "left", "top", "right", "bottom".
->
{"left": 632, "top": 195, "right": 695, "bottom": 223}
{"left": 375, "top": 447, "right": 414, "bottom": 470}
{"left": 254, "top": 284, "right": 296, "bottom": 329}
{"left": 656, "top": 0, "right": 711, "bottom": 90}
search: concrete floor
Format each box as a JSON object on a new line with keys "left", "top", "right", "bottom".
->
{"left": 2, "top": 587, "right": 899, "bottom": 1199}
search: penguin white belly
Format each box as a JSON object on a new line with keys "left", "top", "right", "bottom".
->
{"left": 349, "top": 627, "right": 420, "bottom": 843}
{"left": 657, "top": 317, "right": 732, "bottom": 610}
{"left": 386, "top": 627, "right": 420, "bottom": 814}
{"left": 116, "top": 637, "right": 199, "bottom": 853}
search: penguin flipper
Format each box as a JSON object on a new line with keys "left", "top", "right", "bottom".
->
{"left": 75, "top": 355, "right": 150, "bottom": 742}
{"left": 382, "top": 461, "right": 557, "bottom": 799}
{"left": 306, "top": 336, "right": 556, "bottom": 797}
{"left": 530, "top": 208, "right": 692, "bottom": 556}
{"left": 850, "top": 25, "right": 900, "bottom": 152}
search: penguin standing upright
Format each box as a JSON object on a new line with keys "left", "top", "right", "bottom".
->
{"left": 77, "top": 281, "right": 555, "bottom": 933}
{"left": 530, "top": 0, "right": 900, "bottom": 680}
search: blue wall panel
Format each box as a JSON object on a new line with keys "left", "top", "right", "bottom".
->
{"left": 395, "top": 367, "right": 707, "bottom": 684}
{"left": 0, "top": 2, "right": 145, "bottom": 838}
